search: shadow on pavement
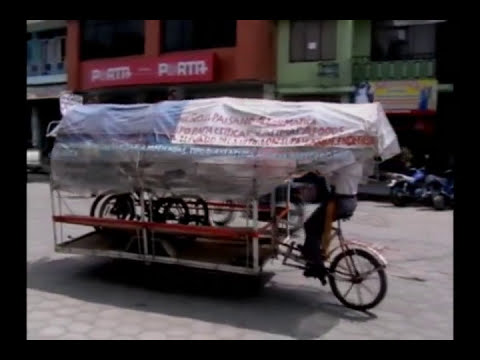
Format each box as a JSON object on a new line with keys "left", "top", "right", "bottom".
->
{"left": 375, "top": 203, "right": 427, "bottom": 209}
{"left": 415, "top": 208, "right": 453, "bottom": 212}
{"left": 27, "top": 256, "right": 375, "bottom": 339}
{"left": 27, "top": 173, "right": 50, "bottom": 183}
{"left": 375, "top": 203, "right": 452, "bottom": 212}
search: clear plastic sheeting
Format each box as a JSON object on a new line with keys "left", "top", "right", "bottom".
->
{"left": 50, "top": 97, "right": 400, "bottom": 199}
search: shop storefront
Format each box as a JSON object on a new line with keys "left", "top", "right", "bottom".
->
{"left": 67, "top": 20, "right": 275, "bottom": 103}
{"left": 27, "top": 84, "right": 65, "bottom": 155}
{"left": 352, "top": 79, "right": 449, "bottom": 171}
{"left": 77, "top": 52, "right": 272, "bottom": 104}
{"left": 279, "top": 94, "right": 343, "bottom": 103}
{"left": 82, "top": 83, "right": 269, "bottom": 105}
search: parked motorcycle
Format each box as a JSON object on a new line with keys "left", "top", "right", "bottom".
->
{"left": 425, "top": 170, "right": 454, "bottom": 211}
{"left": 388, "top": 167, "right": 431, "bottom": 207}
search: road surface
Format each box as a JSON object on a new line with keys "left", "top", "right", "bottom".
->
{"left": 27, "top": 181, "right": 453, "bottom": 340}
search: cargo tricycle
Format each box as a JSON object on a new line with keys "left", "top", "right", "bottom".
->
{"left": 49, "top": 97, "right": 399, "bottom": 311}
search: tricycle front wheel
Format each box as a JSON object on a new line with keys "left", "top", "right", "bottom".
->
{"left": 328, "top": 248, "right": 387, "bottom": 311}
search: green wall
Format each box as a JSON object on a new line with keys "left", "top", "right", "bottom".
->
{"left": 276, "top": 20, "right": 358, "bottom": 94}
{"left": 276, "top": 20, "right": 445, "bottom": 94}
{"left": 353, "top": 20, "right": 371, "bottom": 57}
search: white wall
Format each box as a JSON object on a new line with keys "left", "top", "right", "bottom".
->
{"left": 27, "top": 20, "right": 66, "bottom": 32}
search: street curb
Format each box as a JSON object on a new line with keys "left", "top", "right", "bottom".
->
{"left": 357, "top": 192, "right": 391, "bottom": 203}
{"left": 358, "top": 183, "right": 391, "bottom": 203}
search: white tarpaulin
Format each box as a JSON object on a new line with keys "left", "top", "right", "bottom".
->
{"left": 51, "top": 97, "right": 400, "bottom": 198}
{"left": 170, "top": 98, "right": 399, "bottom": 159}
{"left": 60, "top": 91, "right": 83, "bottom": 116}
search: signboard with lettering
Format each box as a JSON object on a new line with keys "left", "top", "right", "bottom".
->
{"left": 372, "top": 79, "right": 438, "bottom": 114}
{"left": 353, "top": 79, "right": 438, "bottom": 114}
{"left": 171, "top": 98, "right": 380, "bottom": 148}
{"left": 318, "top": 62, "right": 339, "bottom": 78}
{"left": 81, "top": 52, "right": 216, "bottom": 90}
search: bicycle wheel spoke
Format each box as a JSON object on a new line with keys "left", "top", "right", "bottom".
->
{"left": 360, "top": 266, "right": 383, "bottom": 279}
{"left": 334, "top": 270, "right": 353, "bottom": 277}
{"left": 349, "top": 252, "right": 361, "bottom": 274}
{"left": 360, "top": 283, "right": 375, "bottom": 297}
{"left": 336, "top": 263, "right": 350, "bottom": 273}
{"left": 343, "top": 282, "right": 355, "bottom": 298}
{"left": 355, "top": 284, "right": 364, "bottom": 305}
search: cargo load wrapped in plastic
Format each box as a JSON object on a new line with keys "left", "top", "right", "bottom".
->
{"left": 50, "top": 97, "right": 400, "bottom": 199}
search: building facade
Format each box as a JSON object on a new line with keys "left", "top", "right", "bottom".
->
{"left": 276, "top": 20, "right": 453, "bottom": 170}
{"left": 27, "top": 20, "right": 67, "bottom": 156}
{"left": 66, "top": 20, "right": 275, "bottom": 103}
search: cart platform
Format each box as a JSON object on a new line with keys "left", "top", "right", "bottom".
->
{"left": 55, "top": 229, "right": 276, "bottom": 275}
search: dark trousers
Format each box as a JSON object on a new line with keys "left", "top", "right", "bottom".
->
{"left": 303, "top": 197, "right": 357, "bottom": 264}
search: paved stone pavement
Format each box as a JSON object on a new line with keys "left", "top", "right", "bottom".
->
{"left": 27, "top": 182, "right": 453, "bottom": 340}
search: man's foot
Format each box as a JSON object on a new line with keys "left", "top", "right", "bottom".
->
{"left": 303, "top": 263, "right": 327, "bottom": 285}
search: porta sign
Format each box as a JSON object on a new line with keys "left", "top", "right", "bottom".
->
{"left": 81, "top": 52, "right": 216, "bottom": 89}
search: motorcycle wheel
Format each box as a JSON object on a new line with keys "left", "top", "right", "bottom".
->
{"left": 390, "top": 186, "right": 408, "bottom": 207}
{"left": 432, "top": 194, "right": 447, "bottom": 211}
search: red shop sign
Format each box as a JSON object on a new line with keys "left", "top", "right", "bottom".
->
{"left": 81, "top": 52, "right": 216, "bottom": 89}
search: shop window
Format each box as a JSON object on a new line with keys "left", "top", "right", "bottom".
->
{"left": 435, "top": 21, "right": 452, "bottom": 83}
{"left": 36, "top": 28, "right": 66, "bottom": 40}
{"left": 371, "top": 20, "right": 437, "bottom": 61}
{"left": 283, "top": 95, "right": 341, "bottom": 102}
{"left": 26, "top": 40, "right": 33, "bottom": 64}
{"left": 289, "top": 20, "right": 337, "bottom": 62}
{"left": 26, "top": 105, "right": 32, "bottom": 148}
{"left": 27, "top": 28, "right": 66, "bottom": 76}
{"left": 80, "top": 20, "right": 144, "bottom": 60}
{"left": 162, "top": 20, "right": 236, "bottom": 52}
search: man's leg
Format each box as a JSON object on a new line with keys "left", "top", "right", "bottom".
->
{"left": 302, "top": 204, "right": 328, "bottom": 284}
{"left": 303, "top": 204, "right": 326, "bottom": 263}
{"left": 335, "top": 197, "right": 358, "bottom": 220}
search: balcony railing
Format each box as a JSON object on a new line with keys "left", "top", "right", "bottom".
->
{"left": 352, "top": 56, "right": 436, "bottom": 83}
{"left": 315, "top": 60, "right": 352, "bottom": 87}
{"left": 27, "top": 61, "right": 66, "bottom": 77}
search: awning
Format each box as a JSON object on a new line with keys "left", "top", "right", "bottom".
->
{"left": 392, "top": 20, "right": 447, "bottom": 26}
{"left": 27, "top": 84, "right": 67, "bottom": 100}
